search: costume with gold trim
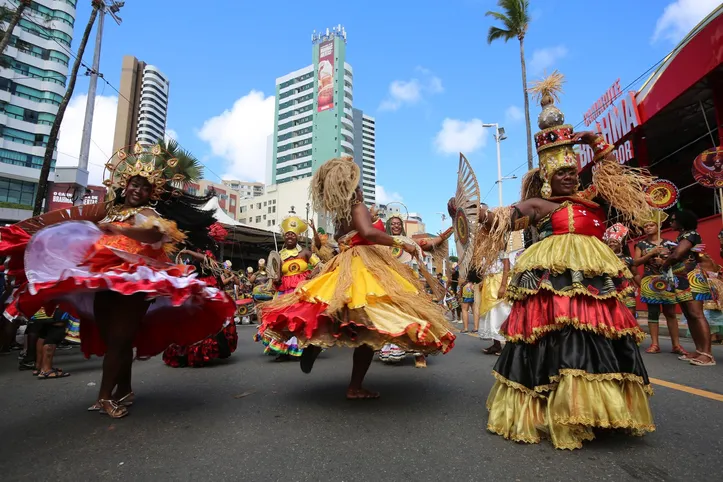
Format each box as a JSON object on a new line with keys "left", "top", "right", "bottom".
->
{"left": 257, "top": 215, "right": 320, "bottom": 357}
{"left": 258, "top": 218, "right": 456, "bottom": 355}
{"left": 0, "top": 143, "right": 235, "bottom": 359}
{"left": 483, "top": 75, "right": 654, "bottom": 450}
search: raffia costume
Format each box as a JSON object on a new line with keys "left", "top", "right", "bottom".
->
{"left": 258, "top": 160, "right": 455, "bottom": 357}
{"left": 480, "top": 73, "right": 655, "bottom": 450}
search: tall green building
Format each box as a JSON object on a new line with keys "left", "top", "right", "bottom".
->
{"left": 270, "top": 26, "right": 355, "bottom": 186}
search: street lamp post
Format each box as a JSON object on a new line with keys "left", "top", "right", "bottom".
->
{"left": 482, "top": 123, "right": 508, "bottom": 206}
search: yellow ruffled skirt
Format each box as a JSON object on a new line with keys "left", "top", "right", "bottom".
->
{"left": 259, "top": 245, "right": 456, "bottom": 354}
{"left": 489, "top": 232, "right": 653, "bottom": 450}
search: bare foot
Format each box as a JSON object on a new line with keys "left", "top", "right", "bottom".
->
{"left": 414, "top": 355, "right": 427, "bottom": 368}
{"left": 346, "top": 387, "right": 380, "bottom": 400}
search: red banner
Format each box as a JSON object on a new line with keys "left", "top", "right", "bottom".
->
{"left": 46, "top": 183, "right": 105, "bottom": 211}
{"left": 317, "top": 40, "right": 334, "bottom": 112}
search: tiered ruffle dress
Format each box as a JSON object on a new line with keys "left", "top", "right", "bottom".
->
{"left": 163, "top": 264, "right": 239, "bottom": 367}
{"left": 255, "top": 250, "right": 318, "bottom": 357}
{"left": 0, "top": 212, "right": 235, "bottom": 359}
{"left": 486, "top": 198, "right": 654, "bottom": 450}
{"left": 258, "top": 221, "right": 456, "bottom": 356}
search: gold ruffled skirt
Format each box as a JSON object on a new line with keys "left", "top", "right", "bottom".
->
{"left": 259, "top": 245, "right": 456, "bottom": 354}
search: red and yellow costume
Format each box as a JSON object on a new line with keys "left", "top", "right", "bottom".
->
{"left": 484, "top": 73, "right": 654, "bottom": 450}
{"left": 258, "top": 219, "right": 455, "bottom": 354}
{"left": 0, "top": 143, "right": 235, "bottom": 359}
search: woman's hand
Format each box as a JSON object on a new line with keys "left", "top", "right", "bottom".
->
{"left": 447, "top": 198, "right": 457, "bottom": 218}
{"left": 98, "top": 223, "right": 122, "bottom": 235}
{"left": 571, "top": 131, "right": 598, "bottom": 145}
{"left": 497, "top": 285, "right": 507, "bottom": 300}
{"left": 402, "top": 243, "right": 418, "bottom": 258}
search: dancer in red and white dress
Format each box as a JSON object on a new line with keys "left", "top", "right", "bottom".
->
{"left": 0, "top": 143, "right": 235, "bottom": 418}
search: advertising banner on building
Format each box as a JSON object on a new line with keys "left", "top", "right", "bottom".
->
{"left": 317, "top": 40, "right": 334, "bottom": 112}
{"left": 46, "top": 183, "right": 105, "bottom": 211}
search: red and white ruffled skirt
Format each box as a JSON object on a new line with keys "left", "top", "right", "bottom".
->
{"left": 6, "top": 221, "right": 235, "bottom": 359}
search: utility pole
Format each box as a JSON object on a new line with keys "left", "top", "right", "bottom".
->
{"left": 74, "top": 1, "right": 124, "bottom": 205}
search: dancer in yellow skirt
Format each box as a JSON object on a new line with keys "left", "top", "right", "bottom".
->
{"left": 259, "top": 158, "right": 456, "bottom": 399}
{"left": 449, "top": 72, "right": 656, "bottom": 449}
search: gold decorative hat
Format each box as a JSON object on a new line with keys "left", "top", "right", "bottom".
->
{"left": 636, "top": 209, "right": 668, "bottom": 227}
{"left": 280, "top": 215, "right": 308, "bottom": 236}
{"left": 529, "top": 71, "right": 578, "bottom": 198}
{"left": 103, "top": 142, "right": 185, "bottom": 201}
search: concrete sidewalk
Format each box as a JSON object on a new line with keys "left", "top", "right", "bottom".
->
{"left": 636, "top": 313, "right": 689, "bottom": 338}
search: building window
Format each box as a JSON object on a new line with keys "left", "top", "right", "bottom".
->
{"left": 263, "top": 215, "right": 266, "bottom": 220}
{"left": 255, "top": 216, "right": 261, "bottom": 223}
{"left": 264, "top": 201, "right": 267, "bottom": 206}
{"left": 0, "top": 177, "right": 36, "bottom": 206}
{"left": 240, "top": 206, "right": 246, "bottom": 213}
{"left": 257, "top": 203, "right": 261, "bottom": 209}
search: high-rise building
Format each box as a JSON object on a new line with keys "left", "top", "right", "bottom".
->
{"left": 112, "top": 55, "right": 170, "bottom": 153}
{"left": 352, "top": 108, "right": 375, "bottom": 204}
{"left": 270, "top": 25, "right": 354, "bottom": 185}
{"left": 0, "top": 0, "right": 77, "bottom": 222}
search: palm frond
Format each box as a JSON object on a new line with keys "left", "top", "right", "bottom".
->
{"left": 154, "top": 138, "right": 204, "bottom": 184}
{"left": 487, "top": 26, "right": 514, "bottom": 44}
{"left": 486, "top": 0, "right": 530, "bottom": 39}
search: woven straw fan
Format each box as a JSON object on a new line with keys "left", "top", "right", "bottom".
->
{"left": 454, "top": 153, "right": 480, "bottom": 280}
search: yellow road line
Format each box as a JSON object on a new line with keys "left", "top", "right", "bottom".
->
{"left": 454, "top": 328, "right": 723, "bottom": 402}
{"left": 649, "top": 378, "right": 723, "bottom": 402}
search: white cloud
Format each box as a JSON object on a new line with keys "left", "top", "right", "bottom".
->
{"left": 379, "top": 67, "right": 443, "bottom": 111}
{"left": 652, "top": 0, "right": 719, "bottom": 44}
{"left": 505, "top": 105, "right": 524, "bottom": 123}
{"left": 164, "top": 128, "right": 179, "bottom": 143}
{"left": 56, "top": 94, "right": 118, "bottom": 186}
{"left": 197, "top": 90, "right": 275, "bottom": 182}
{"left": 529, "top": 45, "right": 568, "bottom": 75}
{"left": 434, "top": 118, "right": 488, "bottom": 155}
{"left": 376, "top": 185, "right": 403, "bottom": 204}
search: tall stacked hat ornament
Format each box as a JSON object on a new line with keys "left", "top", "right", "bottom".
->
{"left": 529, "top": 71, "right": 591, "bottom": 199}
{"left": 528, "top": 71, "right": 655, "bottom": 225}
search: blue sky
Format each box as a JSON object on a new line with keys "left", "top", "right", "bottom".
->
{"left": 57, "top": 0, "right": 720, "bottom": 236}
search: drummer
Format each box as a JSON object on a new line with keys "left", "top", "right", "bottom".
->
{"left": 255, "top": 214, "right": 319, "bottom": 361}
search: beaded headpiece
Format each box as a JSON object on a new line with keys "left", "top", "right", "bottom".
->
{"left": 529, "top": 71, "right": 578, "bottom": 198}
{"left": 280, "top": 215, "right": 308, "bottom": 236}
{"left": 103, "top": 142, "right": 185, "bottom": 201}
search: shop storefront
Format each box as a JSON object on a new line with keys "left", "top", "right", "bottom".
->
{"left": 578, "top": 5, "right": 723, "bottom": 266}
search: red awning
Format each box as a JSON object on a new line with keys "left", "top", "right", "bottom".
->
{"left": 637, "top": 7, "right": 723, "bottom": 123}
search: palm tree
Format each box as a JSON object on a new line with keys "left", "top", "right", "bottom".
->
{"left": 486, "top": 0, "right": 533, "bottom": 170}
{"left": 34, "top": 2, "right": 100, "bottom": 216}
{"left": 154, "top": 137, "right": 204, "bottom": 184}
{"left": 0, "top": 0, "right": 30, "bottom": 57}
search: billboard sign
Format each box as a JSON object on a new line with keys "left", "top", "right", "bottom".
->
{"left": 47, "top": 183, "right": 105, "bottom": 211}
{"left": 317, "top": 40, "right": 334, "bottom": 112}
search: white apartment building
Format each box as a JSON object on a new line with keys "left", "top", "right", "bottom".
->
{"left": 222, "top": 179, "right": 264, "bottom": 199}
{"left": 0, "top": 0, "right": 77, "bottom": 222}
{"left": 360, "top": 112, "right": 376, "bottom": 204}
{"left": 136, "top": 64, "right": 169, "bottom": 145}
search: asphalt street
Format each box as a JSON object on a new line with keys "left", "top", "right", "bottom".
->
{"left": 1, "top": 324, "right": 722, "bottom": 482}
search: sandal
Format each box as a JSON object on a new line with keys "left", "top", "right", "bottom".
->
{"left": 37, "top": 368, "right": 70, "bottom": 379}
{"left": 98, "top": 399, "right": 129, "bottom": 419}
{"left": 116, "top": 392, "right": 135, "bottom": 407}
{"left": 645, "top": 344, "right": 661, "bottom": 354}
{"left": 671, "top": 345, "right": 689, "bottom": 356}
{"left": 346, "top": 388, "right": 380, "bottom": 400}
{"left": 689, "top": 351, "right": 717, "bottom": 367}
{"left": 88, "top": 401, "right": 102, "bottom": 412}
